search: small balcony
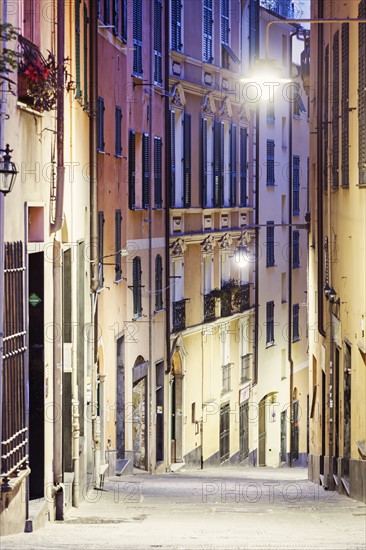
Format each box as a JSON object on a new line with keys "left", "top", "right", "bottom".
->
{"left": 236, "top": 284, "right": 250, "bottom": 313}
{"left": 172, "top": 299, "right": 186, "bottom": 332}
{"left": 203, "top": 294, "right": 216, "bottom": 323}
{"left": 214, "top": 281, "right": 251, "bottom": 318}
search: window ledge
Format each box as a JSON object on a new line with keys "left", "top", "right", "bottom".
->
{"left": 17, "top": 101, "right": 44, "bottom": 117}
{"left": 292, "top": 338, "right": 301, "bottom": 343}
{"left": 266, "top": 342, "right": 276, "bottom": 349}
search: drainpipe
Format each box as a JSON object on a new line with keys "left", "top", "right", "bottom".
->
{"left": 164, "top": 0, "right": 172, "bottom": 470}
{"left": 51, "top": 0, "right": 65, "bottom": 514}
{"left": 148, "top": 0, "right": 153, "bottom": 473}
{"left": 89, "top": 0, "right": 100, "bottom": 490}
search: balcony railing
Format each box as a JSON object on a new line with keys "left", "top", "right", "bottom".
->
{"left": 220, "top": 283, "right": 251, "bottom": 317}
{"left": 236, "top": 284, "right": 250, "bottom": 313}
{"left": 172, "top": 299, "right": 186, "bottom": 332}
{"left": 203, "top": 294, "right": 216, "bottom": 322}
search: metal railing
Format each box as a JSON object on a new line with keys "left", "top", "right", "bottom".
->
{"left": 172, "top": 299, "right": 186, "bottom": 332}
{"left": 203, "top": 294, "right": 216, "bottom": 322}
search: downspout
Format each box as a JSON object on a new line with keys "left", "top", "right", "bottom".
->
{"left": 51, "top": 0, "right": 65, "bottom": 513}
{"left": 164, "top": 0, "right": 172, "bottom": 470}
{"left": 89, "top": 0, "right": 100, "bottom": 490}
{"left": 253, "top": 0, "right": 260, "bottom": 390}
{"left": 148, "top": 0, "right": 153, "bottom": 473}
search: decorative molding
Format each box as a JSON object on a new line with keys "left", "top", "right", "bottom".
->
{"left": 171, "top": 237, "right": 187, "bottom": 256}
{"left": 237, "top": 231, "right": 253, "bottom": 248}
{"left": 201, "top": 235, "right": 215, "bottom": 254}
{"left": 201, "top": 92, "right": 216, "bottom": 115}
{"left": 219, "top": 233, "right": 233, "bottom": 250}
{"left": 170, "top": 82, "right": 186, "bottom": 108}
{"left": 239, "top": 104, "right": 250, "bottom": 125}
{"left": 218, "top": 95, "right": 232, "bottom": 118}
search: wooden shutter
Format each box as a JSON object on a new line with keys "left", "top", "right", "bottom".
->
{"left": 203, "top": 0, "right": 213, "bottom": 62}
{"left": 324, "top": 44, "right": 329, "bottom": 189}
{"left": 83, "top": 3, "right": 88, "bottom": 106}
{"left": 293, "top": 155, "right": 300, "bottom": 215}
{"left": 97, "top": 97, "right": 105, "bottom": 152}
{"left": 113, "top": 0, "right": 119, "bottom": 35}
{"left": 214, "top": 120, "right": 222, "bottom": 207}
{"left": 133, "top": 0, "right": 143, "bottom": 75}
{"left": 171, "top": 0, "right": 182, "bottom": 51}
{"left": 221, "top": 0, "right": 229, "bottom": 45}
{"left": 115, "top": 210, "right": 122, "bottom": 281}
{"left": 104, "top": 0, "right": 110, "bottom": 24}
{"left": 202, "top": 118, "right": 208, "bottom": 208}
{"left": 266, "top": 140, "right": 275, "bottom": 185}
{"left": 249, "top": 0, "right": 259, "bottom": 63}
{"left": 154, "top": 0, "right": 163, "bottom": 84}
{"left": 142, "top": 133, "right": 150, "bottom": 209}
{"left": 183, "top": 113, "right": 191, "bottom": 208}
{"left": 133, "top": 257, "right": 142, "bottom": 316}
{"left": 360, "top": 1, "right": 366, "bottom": 184}
{"left": 154, "top": 137, "right": 162, "bottom": 209}
{"left": 75, "top": 0, "right": 81, "bottom": 98}
{"left": 115, "top": 106, "right": 122, "bottom": 156}
{"left": 266, "top": 221, "right": 274, "bottom": 267}
{"left": 240, "top": 127, "right": 247, "bottom": 206}
{"left": 98, "top": 211, "right": 104, "bottom": 288}
{"left": 170, "top": 111, "right": 176, "bottom": 207}
{"left": 332, "top": 30, "right": 339, "bottom": 188}
{"left": 230, "top": 123, "right": 237, "bottom": 206}
{"left": 121, "top": 0, "right": 127, "bottom": 40}
{"left": 155, "top": 255, "right": 163, "bottom": 310}
{"left": 128, "top": 130, "right": 136, "bottom": 209}
{"left": 341, "top": 23, "right": 349, "bottom": 187}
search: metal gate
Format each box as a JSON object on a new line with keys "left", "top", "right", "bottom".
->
{"left": 220, "top": 403, "right": 230, "bottom": 462}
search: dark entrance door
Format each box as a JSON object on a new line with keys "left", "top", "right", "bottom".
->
{"left": 239, "top": 401, "right": 249, "bottom": 460}
{"left": 258, "top": 399, "right": 266, "bottom": 466}
{"left": 291, "top": 400, "right": 299, "bottom": 462}
{"left": 156, "top": 362, "right": 164, "bottom": 463}
{"left": 343, "top": 343, "right": 351, "bottom": 478}
{"left": 335, "top": 347, "right": 340, "bottom": 458}
{"left": 28, "top": 252, "right": 45, "bottom": 499}
{"left": 280, "top": 410, "right": 287, "bottom": 463}
{"left": 116, "top": 336, "right": 125, "bottom": 460}
{"left": 132, "top": 376, "right": 147, "bottom": 470}
{"left": 219, "top": 403, "right": 230, "bottom": 463}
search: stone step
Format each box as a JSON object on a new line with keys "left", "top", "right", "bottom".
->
{"left": 25, "top": 498, "right": 50, "bottom": 533}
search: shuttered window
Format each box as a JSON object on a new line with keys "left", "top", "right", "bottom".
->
{"left": 97, "top": 97, "right": 105, "bottom": 152}
{"left": 266, "top": 139, "right": 275, "bottom": 185}
{"left": 214, "top": 120, "right": 224, "bottom": 207}
{"left": 121, "top": 0, "right": 127, "bottom": 40}
{"left": 293, "top": 304, "right": 300, "bottom": 341}
{"left": 113, "top": 0, "right": 119, "bottom": 35}
{"left": 115, "top": 106, "right": 122, "bottom": 156}
{"left": 133, "top": 257, "right": 142, "bottom": 317}
{"left": 202, "top": 118, "right": 208, "bottom": 207}
{"left": 154, "top": 137, "right": 163, "bottom": 209}
{"left": 266, "top": 221, "right": 275, "bottom": 267}
{"left": 267, "top": 102, "right": 275, "bottom": 123}
{"left": 266, "top": 301, "right": 275, "bottom": 344}
{"left": 230, "top": 124, "right": 237, "bottom": 206}
{"left": 341, "top": 23, "right": 349, "bottom": 187}
{"left": 324, "top": 45, "right": 329, "bottom": 189}
{"left": 183, "top": 113, "right": 191, "bottom": 208}
{"left": 83, "top": 3, "right": 88, "bottom": 106}
{"left": 155, "top": 255, "right": 163, "bottom": 311}
{"left": 360, "top": 1, "right": 366, "bottom": 184}
{"left": 115, "top": 210, "right": 122, "bottom": 281}
{"left": 128, "top": 130, "right": 136, "bottom": 209}
{"left": 75, "top": 0, "right": 81, "bottom": 98}
{"left": 293, "top": 155, "right": 300, "bottom": 216}
{"left": 171, "top": 0, "right": 182, "bottom": 52}
{"left": 170, "top": 111, "right": 176, "bottom": 207}
{"left": 133, "top": 0, "right": 143, "bottom": 76}
{"left": 249, "top": 0, "right": 259, "bottom": 63}
{"left": 98, "top": 211, "right": 104, "bottom": 288}
{"left": 293, "top": 230, "right": 300, "bottom": 268}
{"left": 332, "top": 30, "right": 339, "bottom": 188}
{"left": 221, "top": 0, "right": 229, "bottom": 45}
{"left": 240, "top": 127, "right": 248, "bottom": 206}
{"left": 203, "top": 0, "right": 213, "bottom": 62}
{"left": 142, "top": 133, "right": 150, "bottom": 209}
{"left": 104, "top": 0, "right": 110, "bottom": 24}
{"left": 154, "top": 0, "right": 163, "bottom": 84}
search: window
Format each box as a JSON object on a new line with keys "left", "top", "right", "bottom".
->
{"left": 230, "top": 124, "right": 237, "bottom": 207}
{"left": 266, "top": 221, "right": 275, "bottom": 267}
{"left": 98, "top": 211, "right": 104, "bottom": 288}
{"left": 324, "top": 45, "right": 329, "bottom": 189}
{"left": 154, "top": 0, "right": 163, "bottom": 84}
{"left": 203, "top": 0, "right": 213, "bottom": 62}
{"left": 132, "top": 257, "right": 142, "bottom": 317}
{"left": 155, "top": 255, "right": 163, "bottom": 311}
{"left": 281, "top": 116, "right": 286, "bottom": 147}
{"left": 75, "top": 0, "right": 81, "bottom": 98}
{"left": 97, "top": 97, "right": 105, "bottom": 152}
{"left": 171, "top": 0, "right": 182, "bottom": 52}
{"left": 128, "top": 130, "right": 136, "bottom": 209}
{"left": 360, "top": 2, "right": 366, "bottom": 184}
{"left": 341, "top": 23, "right": 349, "bottom": 187}
{"left": 214, "top": 120, "right": 224, "bottom": 207}
{"left": 142, "top": 133, "right": 150, "bottom": 209}
{"left": 293, "top": 304, "right": 300, "bottom": 341}
{"left": 83, "top": 3, "right": 88, "bottom": 107}
{"left": 183, "top": 113, "right": 191, "bottom": 207}
{"left": 266, "top": 140, "right": 275, "bottom": 185}
{"left": 266, "top": 301, "right": 275, "bottom": 345}
{"left": 332, "top": 30, "right": 339, "bottom": 188}
{"left": 121, "top": 0, "right": 127, "bottom": 41}
{"left": 202, "top": 118, "right": 209, "bottom": 207}
{"left": 267, "top": 102, "right": 275, "bottom": 124}
{"left": 133, "top": 0, "right": 143, "bottom": 76}
{"left": 281, "top": 272, "right": 286, "bottom": 303}
{"left": 249, "top": 0, "right": 259, "bottom": 64}
{"left": 241, "top": 354, "right": 251, "bottom": 383}
{"left": 240, "top": 127, "right": 248, "bottom": 206}
{"left": 293, "top": 155, "right": 300, "bottom": 216}
{"left": 293, "top": 230, "right": 300, "bottom": 268}
{"left": 115, "top": 107, "right": 122, "bottom": 156}
{"left": 115, "top": 210, "right": 122, "bottom": 281}
{"left": 104, "top": 0, "right": 110, "bottom": 24}
{"left": 222, "top": 363, "right": 231, "bottom": 393}
{"left": 113, "top": 0, "right": 119, "bottom": 35}
{"left": 21, "top": 0, "right": 41, "bottom": 46}
{"left": 154, "top": 137, "right": 163, "bottom": 209}
{"left": 221, "top": 0, "right": 229, "bottom": 45}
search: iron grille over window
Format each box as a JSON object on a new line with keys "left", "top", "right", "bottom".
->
{"left": 203, "top": 293, "right": 216, "bottom": 322}
{"left": 266, "top": 300, "right": 275, "bottom": 344}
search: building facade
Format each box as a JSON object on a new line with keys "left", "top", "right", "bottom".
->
{"left": 308, "top": 0, "right": 366, "bottom": 503}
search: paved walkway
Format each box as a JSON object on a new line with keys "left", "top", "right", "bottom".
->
{"left": 1, "top": 467, "right": 365, "bottom": 549}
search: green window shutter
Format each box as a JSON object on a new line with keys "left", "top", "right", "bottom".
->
{"left": 97, "top": 97, "right": 105, "bottom": 152}
{"left": 129, "top": 130, "right": 136, "bottom": 209}
{"left": 171, "top": 0, "right": 182, "bottom": 52}
{"left": 293, "top": 230, "right": 300, "bottom": 268}
{"left": 133, "top": 257, "right": 142, "bottom": 316}
{"left": 213, "top": 120, "right": 222, "bottom": 207}
{"left": 332, "top": 30, "right": 339, "bottom": 188}
{"left": 170, "top": 111, "right": 176, "bottom": 207}
{"left": 203, "top": 0, "right": 213, "bottom": 62}
{"left": 121, "top": 0, "right": 127, "bottom": 40}
{"left": 240, "top": 127, "right": 247, "bottom": 206}
{"left": 221, "top": 0, "right": 229, "bottom": 45}
{"left": 75, "top": 0, "right": 81, "bottom": 98}
{"left": 154, "top": 137, "right": 163, "bottom": 209}
{"left": 83, "top": 3, "right": 88, "bottom": 107}
{"left": 249, "top": 0, "right": 259, "bottom": 64}
{"left": 113, "top": 0, "right": 119, "bottom": 35}
{"left": 324, "top": 44, "right": 329, "bottom": 189}
{"left": 142, "top": 133, "right": 150, "bottom": 209}
{"left": 201, "top": 118, "right": 208, "bottom": 208}
{"left": 266, "top": 139, "right": 275, "bottom": 185}
{"left": 155, "top": 254, "right": 163, "bottom": 311}
{"left": 341, "top": 23, "right": 349, "bottom": 187}
{"left": 293, "top": 155, "right": 300, "bottom": 216}
{"left": 183, "top": 113, "right": 191, "bottom": 208}
{"left": 133, "top": 0, "right": 143, "bottom": 75}
{"left": 115, "top": 210, "right": 122, "bottom": 281}
{"left": 104, "top": 0, "right": 110, "bottom": 24}
{"left": 154, "top": 0, "right": 163, "bottom": 84}
{"left": 115, "top": 107, "right": 122, "bottom": 156}
{"left": 266, "top": 221, "right": 275, "bottom": 267}
{"left": 230, "top": 123, "right": 237, "bottom": 207}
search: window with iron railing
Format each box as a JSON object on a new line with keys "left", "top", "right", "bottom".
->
{"left": 172, "top": 299, "right": 186, "bottom": 332}
{"left": 203, "top": 293, "right": 216, "bottom": 322}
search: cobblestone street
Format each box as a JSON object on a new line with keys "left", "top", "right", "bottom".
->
{"left": 1, "top": 467, "right": 365, "bottom": 550}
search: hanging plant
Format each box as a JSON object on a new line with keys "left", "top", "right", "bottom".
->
{"left": 0, "top": 23, "right": 21, "bottom": 92}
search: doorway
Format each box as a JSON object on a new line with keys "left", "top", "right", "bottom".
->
{"left": 116, "top": 336, "right": 125, "bottom": 460}
{"left": 258, "top": 398, "right": 266, "bottom": 466}
{"left": 291, "top": 400, "right": 299, "bottom": 462}
{"left": 132, "top": 376, "right": 147, "bottom": 470}
{"left": 171, "top": 352, "right": 183, "bottom": 463}
{"left": 155, "top": 362, "right": 164, "bottom": 463}
{"left": 343, "top": 343, "right": 351, "bottom": 478}
{"left": 219, "top": 403, "right": 230, "bottom": 463}
{"left": 28, "top": 252, "right": 45, "bottom": 499}
{"left": 280, "top": 410, "right": 287, "bottom": 463}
